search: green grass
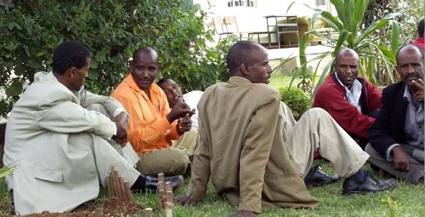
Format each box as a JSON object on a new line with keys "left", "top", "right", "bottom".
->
{"left": 1, "top": 161, "right": 423, "bottom": 217}
{"left": 269, "top": 71, "right": 300, "bottom": 90}
{"left": 1, "top": 74, "right": 423, "bottom": 217}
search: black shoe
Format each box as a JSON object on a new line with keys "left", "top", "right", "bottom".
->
{"left": 144, "top": 175, "right": 184, "bottom": 192}
{"left": 304, "top": 165, "right": 340, "bottom": 187}
{"left": 342, "top": 172, "right": 396, "bottom": 195}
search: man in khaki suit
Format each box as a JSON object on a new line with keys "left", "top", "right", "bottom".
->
{"left": 177, "top": 41, "right": 396, "bottom": 217}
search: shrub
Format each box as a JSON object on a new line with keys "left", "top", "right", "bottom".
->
{"left": 279, "top": 87, "right": 311, "bottom": 120}
{"left": 0, "top": 0, "right": 229, "bottom": 117}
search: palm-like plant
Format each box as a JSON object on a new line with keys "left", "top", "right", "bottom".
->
{"left": 0, "top": 166, "right": 14, "bottom": 179}
{"left": 317, "top": 0, "right": 400, "bottom": 86}
{"left": 283, "top": 0, "right": 401, "bottom": 97}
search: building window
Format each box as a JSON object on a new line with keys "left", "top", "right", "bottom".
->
{"left": 227, "top": 0, "right": 255, "bottom": 7}
{"left": 316, "top": 0, "right": 326, "bottom": 6}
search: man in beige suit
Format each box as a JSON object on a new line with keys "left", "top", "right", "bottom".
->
{"left": 177, "top": 41, "right": 396, "bottom": 217}
{"left": 3, "top": 41, "right": 148, "bottom": 215}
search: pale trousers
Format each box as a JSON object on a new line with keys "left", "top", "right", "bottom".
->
{"left": 69, "top": 133, "right": 140, "bottom": 187}
{"left": 85, "top": 103, "right": 140, "bottom": 167}
{"left": 366, "top": 144, "right": 424, "bottom": 183}
{"left": 281, "top": 103, "right": 369, "bottom": 178}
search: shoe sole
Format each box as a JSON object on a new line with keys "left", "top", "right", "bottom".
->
{"left": 306, "top": 177, "right": 341, "bottom": 188}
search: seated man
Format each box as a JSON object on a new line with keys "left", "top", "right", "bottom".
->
{"left": 32, "top": 71, "right": 139, "bottom": 166}
{"left": 3, "top": 41, "right": 147, "bottom": 215}
{"left": 157, "top": 78, "right": 202, "bottom": 156}
{"left": 367, "top": 45, "right": 425, "bottom": 183}
{"left": 313, "top": 48, "right": 381, "bottom": 148}
{"left": 112, "top": 48, "right": 193, "bottom": 176}
{"left": 412, "top": 19, "right": 424, "bottom": 52}
{"left": 177, "top": 41, "right": 396, "bottom": 217}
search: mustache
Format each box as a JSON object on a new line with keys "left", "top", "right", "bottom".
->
{"left": 405, "top": 76, "right": 421, "bottom": 82}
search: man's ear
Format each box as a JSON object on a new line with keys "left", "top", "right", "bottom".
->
{"left": 64, "top": 67, "right": 77, "bottom": 78}
{"left": 240, "top": 63, "right": 250, "bottom": 76}
{"left": 395, "top": 65, "right": 402, "bottom": 77}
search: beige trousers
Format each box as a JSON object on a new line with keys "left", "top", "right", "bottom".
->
{"left": 281, "top": 103, "right": 369, "bottom": 178}
{"left": 68, "top": 133, "right": 140, "bottom": 187}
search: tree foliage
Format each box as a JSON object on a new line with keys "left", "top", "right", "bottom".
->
{"left": 0, "top": 0, "right": 230, "bottom": 117}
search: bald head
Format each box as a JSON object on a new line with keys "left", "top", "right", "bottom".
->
{"left": 226, "top": 41, "right": 267, "bottom": 75}
{"left": 395, "top": 44, "right": 424, "bottom": 86}
{"left": 334, "top": 48, "right": 360, "bottom": 88}
{"left": 130, "top": 47, "right": 160, "bottom": 91}
{"left": 335, "top": 48, "right": 359, "bottom": 65}
{"left": 225, "top": 41, "right": 272, "bottom": 83}
{"left": 396, "top": 45, "right": 423, "bottom": 64}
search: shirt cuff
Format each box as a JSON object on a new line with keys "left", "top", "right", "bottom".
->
{"left": 112, "top": 108, "right": 126, "bottom": 118}
{"left": 386, "top": 144, "right": 400, "bottom": 161}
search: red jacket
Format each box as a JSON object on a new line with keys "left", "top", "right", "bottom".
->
{"left": 412, "top": 37, "right": 425, "bottom": 49}
{"left": 313, "top": 74, "right": 382, "bottom": 140}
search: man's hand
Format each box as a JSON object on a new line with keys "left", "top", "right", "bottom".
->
{"left": 177, "top": 110, "right": 195, "bottom": 135}
{"left": 392, "top": 145, "right": 411, "bottom": 171}
{"left": 166, "top": 99, "right": 194, "bottom": 123}
{"left": 411, "top": 79, "right": 424, "bottom": 102}
{"left": 174, "top": 194, "right": 198, "bottom": 206}
{"left": 112, "top": 112, "right": 129, "bottom": 146}
{"left": 232, "top": 210, "right": 257, "bottom": 217}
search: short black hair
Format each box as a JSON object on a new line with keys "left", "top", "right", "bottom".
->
{"left": 418, "top": 19, "right": 424, "bottom": 37}
{"left": 132, "top": 47, "right": 158, "bottom": 63}
{"left": 157, "top": 78, "right": 174, "bottom": 87}
{"left": 52, "top": 41, "right": 90, "bottom": 75}
{"left": 226, "top": 41, "right": 262, "bottom": 74}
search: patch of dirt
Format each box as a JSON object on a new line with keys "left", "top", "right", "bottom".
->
{"left": 22, "top": 197, "right": 142, "bottom": 217}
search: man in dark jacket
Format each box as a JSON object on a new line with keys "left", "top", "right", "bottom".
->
{"left": 367, "top": 45, "right": 424, "bottom": 183}
{"left": 314, "top": 48, "right": 382, "bottom": 149}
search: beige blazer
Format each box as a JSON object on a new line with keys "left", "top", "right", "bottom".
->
{"left": 3, "top": 72, "right": 118, "bottom": 215}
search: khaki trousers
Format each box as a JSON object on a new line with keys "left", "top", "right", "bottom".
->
{"left": 173, "top": 130, "right": 198, "bottom": 156}
{"left": 138, "top": 130, "right": 196, "bottom": 176}
{"left": 365, "top": 144, "right": 424, "bottom": 183}
{"left": 138, "top": 147, "right": 190, "bottom": 176}
{"left": 85, "top": 103, "right": 190, "bottom": 176}
{"left": 282, "top": 104, "right": 369, "bottom": 178}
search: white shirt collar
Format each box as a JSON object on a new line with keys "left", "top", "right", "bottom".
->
{"left": 335, "top": 73, "right": 363, "bottom": 111}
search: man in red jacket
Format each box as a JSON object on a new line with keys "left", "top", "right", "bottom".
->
{"left": 412, "top": 19, "right": 424, "bottom": 52}
{"left": 313, "top": 48, "right": 382, "bottom": 149}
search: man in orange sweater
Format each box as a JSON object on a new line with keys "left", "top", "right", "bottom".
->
{"left": 112, "top": 47, "right": 193, "bottom": 176}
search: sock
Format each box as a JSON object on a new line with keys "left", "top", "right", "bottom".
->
{"left": 350, "top": 169, "right": 367, "bottom": 182}
{"left": 130, "top": 175, "right": 146, "bottom": 193}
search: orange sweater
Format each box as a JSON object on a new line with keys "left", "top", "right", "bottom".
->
{"left": 111, "top": 74, "right": 179, "bottom": 154}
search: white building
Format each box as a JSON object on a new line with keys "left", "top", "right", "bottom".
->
{"left": 193, "top": 0, "right": 336, "bottom": 40}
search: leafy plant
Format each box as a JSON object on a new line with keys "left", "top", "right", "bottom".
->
{"left": 279, "top": 87, "right": 311, "bottom": 120}
{"left": 0, "top": 0, "right": 228, "bottom": 117}
{"left": 284, "top": 0, "right": 402, "bottom": 98}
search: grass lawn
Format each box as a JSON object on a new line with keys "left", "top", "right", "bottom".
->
{"left": 0, "top": 73, "right": 424, "bottom": 217}
{"left": 1, "top": 161, "right": 423, "bottom": 217}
